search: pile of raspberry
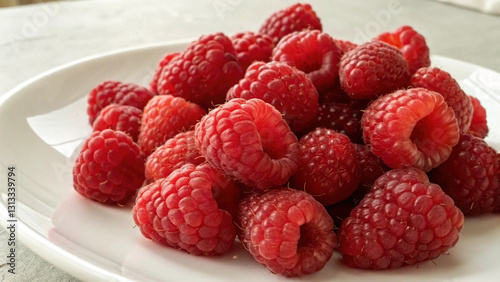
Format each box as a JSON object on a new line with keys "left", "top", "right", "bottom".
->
{"left": 72, "top": 2, "right": 499, "bottom": 278}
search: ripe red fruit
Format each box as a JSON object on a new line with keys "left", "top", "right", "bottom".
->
{"left": 144, "top": 130, "right": 204, "bottom": 183}
{"left": 226, "top": 61, "right": 319, "bottom": 133}
{"left": 132, "top": 163, "right": 239, "bottom": 256}
{"left": 194, "top": 98, "right": 300, "bottom": 191}
{"left": 87, "top": 80, "right": 154, "bottom": 125}
{"left": 237, "top": 188, "right": 337, "bottom": 277}
{"left": 292, "top": 128, "right": 360, "bottom": 206}
{"left": 468, "top": 96, "right": 489, "bottom": 138}
{"left": 92, "top": 104, "right": 142, "bottom": 141}
{"left": 272, "top": 29, "right": 343, "bottom": 93}
{"left": 137, "top": 95, "right": 206, "bottom": 156}
{"left": 230, "top": 31, "right": 274, "bottom": 71}
{"left": 376, "top": 25, "right": 431, "bottom": 74}
{"left": 338, "top": 167, "right": 464, "bottom": 269}
{"left": 410, "top": 67, "right": 473, "bottom": 133}
{"left": 259, "top": 3, "right": 322, "bottom": 45}
{"left": 339, "top": 40, "right": 410, "bottom": 100}
{"left": 149, "top": 52, "right": 180, "bottom": 94}
{"left": 73, "top": 129, "right": 145, "bottom": 205}
{"left": 362, "top": 87, "right": 460, "bottom": 172}
{"left": 429, "top": 133, "right": 500, "bottom": 215}
{"left": 157, "top": 32, "right": 244, "bottom": 110}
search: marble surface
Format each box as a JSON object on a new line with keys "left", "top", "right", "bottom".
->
{"left": 0, "top": 0, "right": 499, "bottom": 281}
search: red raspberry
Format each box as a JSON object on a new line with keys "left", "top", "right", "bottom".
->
{"left": 429, "top": 134, "right": 500, "bottom": 215}
{"left": 362, "top": 87, "right": 460, "bottom": 172}
{"left": 194, "top": 98, "right": 300, "bottom": 191}
{"left": 467, "top": 96, "right": 489, "bottom": 138}
{"left": 272, "top": 30, "right": 343, "bottom": 93}
{"left": 259, "top": 3, "right": 322, "bottom": 45}
{"left": 73, "top": 129, "right": 145, "bottom": 205}
{"left": 333, "top": 39, "right": 358, "bottom": 53}
{"left": 157, "top": 32, "right": 244, "bottom": 110}
{"left": 292, "top": 128, "right": 360, "bottom": 206}
{"left": 226, "top": 61, "right": 319, "bottom": 133}
{"left": 339, "top": 40, "right": 410, "bottom": 100}
{"left": 303, "top": 102, "right": 364, "bottom": 144}
{"left": 354, "top": 144, "right": 389, "bottom": 190}
{"left": 137, "top": 95, "right": 206, "bottom": 156}
{"left": 144, "top": 130, "right": 204, "bottom": 183}
{"left": 338, "top": 167, "right": 464, "bottom": 269}
{"left": 376, "top": 25, "right": 431, "bottom": 74}
{"left": 230, "top": 31, "right": 274, "bottom": 71}
{"left": 92, "top": 104, "right": 142, "bottom": 141}
{"left": 132, "top": 163, "right": 238, "bottom": 255}
{"left": 410, "top": 67, "right": 473, "bottom": 133}
{"left": 149, "top": 52, "right": 180, "bottom": 94}
{"left": 237, "top": 188, "right": 337, "bottom": 277}
{"left": 87, "top": 81, "right": 154, "bottom": 125}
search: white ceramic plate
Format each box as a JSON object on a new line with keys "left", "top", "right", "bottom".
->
{"left": 1, "top": 42, "right": 500, "bottom": 282}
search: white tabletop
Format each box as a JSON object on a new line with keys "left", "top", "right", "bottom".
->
{"left": 1, "top": 0, "right": 499, "bottom": 281}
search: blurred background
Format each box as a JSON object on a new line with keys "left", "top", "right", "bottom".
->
{"left": 1, "top": 0, "right": 54, "bottom": 7}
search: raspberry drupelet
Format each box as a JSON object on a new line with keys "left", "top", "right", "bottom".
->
{"left": 92, "top": 104, "right": 142, "bottom": 141}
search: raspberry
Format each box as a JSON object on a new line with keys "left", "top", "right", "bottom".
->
{"left": 157, "top": 32, "right": 244, "bottom": 110}
{"left": 338, "top": 167, "right": 464, "bottom": 269}
{"left": 237, "top": 188, "right": 336, "bottom": 277}
{"left": 272, "top": 30, "right": 343, "bottom": 93}
{"left": 92, "top": 104, "right": 142, "bottom": 141}
{"left": 87, "top": 81, "right": 154, "bottom": 125}
{"left": 354, "top": 144, "right": 389, "bottom": 190}
{"left": 332, "top": 39, "right": 358, "bottom": 53}
{"left": 376, "top": 25, "right": 431, "bottom": 74}
{"left": 362, "top": 87, "right": 460, "bottom": 172}
{"left": 137, "top": 95, "right": 206, "bottom": 156}
{"left": 194, "top": 98, "right": 300, "bottom": 191}
{"left": 73, "top": 129, "right": 145, "bottom": 205}
{"left": 292, "top": 128, "right": 360, "bottom": 206}
{"left": 132, "top": 163, "right": 238, "bottom": 255}
{"left": 259, "top": 3, "right": 322, "bottom": 45}
{"left": 410, "top": 67, "right": 473, "bottom": 133}
{"left": 339, "top": 40, "right": 410, "bottom": 100}
{"left": 467, "top": 96, "right": 489, "bottom": 138}
{"left": 303, "top": 102, "right": 364, "bottom": 144}
{"left": 226, "top": 61, "right": 319, "bottom": 133}
{"left": 230, "top": 31, "right": 274, "bottom": 71}
{"left": 429, "top": 134, "right": 500, "bottom": 215}
{"left": 144, "top": 130, "right": 205, "bottom": 183}
{"left": 149, "top": 52, "right": 180, "bottom": 94}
